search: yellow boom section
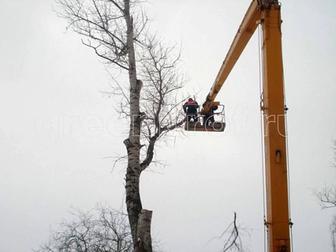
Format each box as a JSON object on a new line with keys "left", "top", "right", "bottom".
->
{"left": 202, "top": 0, "right": 260, "bottom": 114}
{"left": 262, "top": 5, "right": 291, "bottom": 252}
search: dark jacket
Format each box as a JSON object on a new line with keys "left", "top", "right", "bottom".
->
{"left": 183, "top": 100, "right": 199, "bottom": 114}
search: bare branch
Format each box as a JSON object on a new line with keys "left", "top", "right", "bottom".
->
{"left": 107, "top": 0, "right": 125, "bottom": 13}
{"left": 56, "top": 0, "right": 130, "bottom": 69}
{"left": 136, "top": 36, "right": 185, "bottom": 172}
{"left": 36, "top": 206, "right": 132, "bottom": 252}
{"left": 207, "top": 212, "right": 243, "bottom": 252}
{"left": 222, "top": 212, "right": 241, "bottom": 252}
{"left": 317, "top": 186, "right": 336, "bottom": 209}
{"left": 317, "top": 141, "right": 336, "bottom": 210}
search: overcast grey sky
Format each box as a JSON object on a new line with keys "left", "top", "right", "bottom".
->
{"left": 1, "top": 0, "right": 336, "bottom": 251}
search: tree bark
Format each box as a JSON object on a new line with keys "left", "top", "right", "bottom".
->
{"left": 123, "top": 1, "right": 152, "bottom": 251}
{"left": 135, "top": 210, "right": 153, "bottom": 252}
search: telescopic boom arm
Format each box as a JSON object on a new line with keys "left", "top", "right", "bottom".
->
{"left": 202, "top": 0, "right": 260, "bottom": 114}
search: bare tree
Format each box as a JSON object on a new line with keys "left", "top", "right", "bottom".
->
{"left": 317, "top": 186, "right": 336, "bottom": 209}
{"left": 36, "top": 206, "right": 132, "bottom": 252}
{"left": 221, "top": 212, "right": 243, "bottom": 252}
{"left": 317, "top": 141, "right": 336, "bottom": 209}
{"left": 56, "top": 0, "right": 185, "bottom": 251}
{"left": 317, "top": 141, "right": 336, "bottom": 251}
{"left": 208, "top": 212, "right": 244, "bottom": 252}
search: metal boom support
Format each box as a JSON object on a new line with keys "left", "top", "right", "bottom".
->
{"left": 261, "top": 4, "right": 291, "bottom": 252}
{"left": 202, "top": 1, "right": 292, "bottom": 251}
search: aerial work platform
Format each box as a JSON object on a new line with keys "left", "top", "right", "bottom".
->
{"left": 184, "top": 120, "right": 225, "bottom": 132}
{"left": 184, "top": 104, "right": 226, "bottom": 132}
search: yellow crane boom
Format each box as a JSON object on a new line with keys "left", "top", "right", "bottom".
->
{"left": 202, "top": 0, "right": 260, "bottom": 114}
{"left": 202, "top": 1, "right": 292, "bottom": 251}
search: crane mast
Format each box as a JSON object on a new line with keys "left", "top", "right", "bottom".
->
{"left": 202, "top": 1, "right": 291, "bottom": 251}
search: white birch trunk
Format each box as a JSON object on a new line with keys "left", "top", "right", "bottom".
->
{"left": 123, "top": 1, "right": 152, "bottom": 251}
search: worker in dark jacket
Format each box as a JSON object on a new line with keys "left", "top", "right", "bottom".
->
{"left": 183, "top": 98, "right": 199, "bottom": 122}
{"left": 204, "top": 104, "right": 218, "bottom": 127}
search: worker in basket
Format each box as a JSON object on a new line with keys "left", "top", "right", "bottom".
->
{"left": 183, "top": 98, "right": 199, "bottom": 122}
{"left": 204, "top": 104, "right": 219, "bottom": 127}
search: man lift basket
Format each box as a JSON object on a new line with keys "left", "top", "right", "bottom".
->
{"left": 183, "top": 99, "right": 225, "bottom": 132}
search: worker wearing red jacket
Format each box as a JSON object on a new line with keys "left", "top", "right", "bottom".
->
{"left": 183, "top": 98, "right": 199, "bottom": 122}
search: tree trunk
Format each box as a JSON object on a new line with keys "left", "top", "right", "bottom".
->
{"left": 123, "top": 1, "right": 152, "bottom": 251}
{"left": 136, "top": 210, "right": 153, "bottom": 252}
